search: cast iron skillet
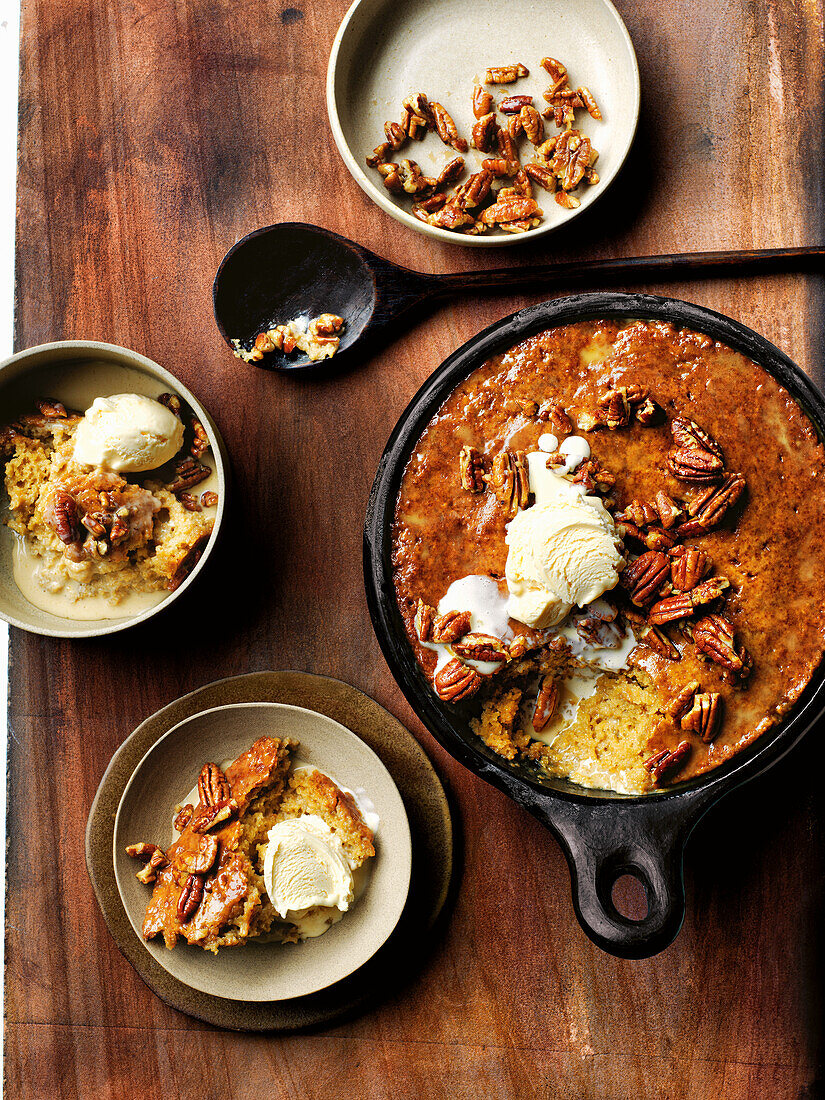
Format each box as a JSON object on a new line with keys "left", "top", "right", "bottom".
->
{"left": 364, "top": 291, "right": 825, "bottom": 959}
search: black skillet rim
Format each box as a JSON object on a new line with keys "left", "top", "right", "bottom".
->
{"left": 364, "top": 291, "right": 825, "bottom": 812}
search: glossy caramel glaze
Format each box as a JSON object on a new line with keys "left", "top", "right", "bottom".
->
{"left": 392, "top": 319, "right": 825, "bottom": 783}
{"left": 142, "top": 736, "right": 293, "bottom": 948}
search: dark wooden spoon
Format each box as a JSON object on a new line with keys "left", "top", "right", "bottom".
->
{"left": 212, "top": 222, "right": 825, "bottom": 374}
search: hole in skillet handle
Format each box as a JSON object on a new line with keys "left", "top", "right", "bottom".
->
{"left": 532, "top": 788, "right": 713, "bottom": 959}
{"left": 610, "top": 873, "right": 649, "bottom": 922}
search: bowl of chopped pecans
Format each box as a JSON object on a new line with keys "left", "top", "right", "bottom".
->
{"left": 0, "top": 341, "right": 228, "bottom": 637}
{"left": 327, "top": 0, "right": 640, "bottom": 245}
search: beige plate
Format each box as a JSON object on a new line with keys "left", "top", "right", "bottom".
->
{"left": 87, "top": 672, "right": 451, "bottom": 1030}
{"left": 327, "top": 0, "right": 640, "bottom": 247}
{"left": 113, "top": 700, "right": 412, "bottom": 1002}
{"left": 0, "top": 340, "right": 228, "bottom": 637}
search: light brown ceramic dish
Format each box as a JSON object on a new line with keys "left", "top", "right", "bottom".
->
{"left": 327, "top": 0, "right": 640, "bottom": 246}
{"left": 86, "top": 671, "right": 453, "bottom": 1030}
{"left": 114, "top": 701, "right": 412, "bottom": 1001}
{"left": 0, "top": 340, "right": 228, "bottom": 637}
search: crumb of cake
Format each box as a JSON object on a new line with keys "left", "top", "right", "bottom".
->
{"left": 140, "top": 486, "right": 214, "bottom": 587}
{"left": 504, "top": 637, "right": 575, "bottom": 682}
{"left": 274, "top": 768, "right": 375, "bottom": 867}
{"left": 532, "top": 671, "right": 660, "bottom": 794}
{"left": 471, "top": 687, "right": 527, "bottom": 760}
{"left": 233, "top": 313, "right": 345, "bottom": 363}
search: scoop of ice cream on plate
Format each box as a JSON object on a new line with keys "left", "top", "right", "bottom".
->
{"left": 72, "top": 393, "right": 184, "bottom": 473}
{"left": 263, "top": 814, "right": 356, "bottom": 938}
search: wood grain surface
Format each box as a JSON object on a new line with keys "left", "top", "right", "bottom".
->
{"left": 7, "top": 0, "right": 825, "bottom": 1096}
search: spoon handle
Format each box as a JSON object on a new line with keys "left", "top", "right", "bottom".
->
{"left": 427, "top": 246, "right": 825, "bottom": 296}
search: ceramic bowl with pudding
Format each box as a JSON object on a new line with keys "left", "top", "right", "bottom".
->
{"left": 113, "top": 702, "right": 412, "bottom": 1001}
{"left": 0, "top": 341, "right": 228, "bottom": 638}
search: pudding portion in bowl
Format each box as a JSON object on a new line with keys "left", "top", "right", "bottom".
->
{"left": 0, "top": 391, "right": 218, "bottom": 619}
{"left": 391, "top": 319, "right": 825, "bottom": 793}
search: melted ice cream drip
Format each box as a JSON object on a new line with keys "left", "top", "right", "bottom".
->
{"left": 420, "top": 574, "right": 513, "bottom": 675}
{"left": 537, "top": 432, "right": 591, "bottom": 474}
{"left": 558, "top": 434, "right": 591, "bottom": 472}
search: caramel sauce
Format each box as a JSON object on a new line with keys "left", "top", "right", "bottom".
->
{"left": 391, "top": 320, "right": 825, "bottom": 783}
{"left": 142, "top": 737, "right": 292, "bottom": 948}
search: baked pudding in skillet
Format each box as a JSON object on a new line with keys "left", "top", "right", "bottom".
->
{"left": 391, "top": 319, "right": 825, "bottom": 793}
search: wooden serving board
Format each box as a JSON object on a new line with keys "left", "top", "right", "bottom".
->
{"left": 8, "top": 0, "right": 824, "bottom": 1096}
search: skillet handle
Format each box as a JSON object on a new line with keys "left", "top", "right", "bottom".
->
{"left": 528, "top": 791, "right": 711, "bottom": 958}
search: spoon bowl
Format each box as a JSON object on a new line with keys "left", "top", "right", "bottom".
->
{"left": 212, "top": 223, "right": 427, "bottom": 373}
{"left": 213, "top": 223, "right": 825, "bottom": 375}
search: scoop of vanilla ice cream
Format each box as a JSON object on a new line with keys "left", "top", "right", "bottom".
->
{"left": 72, "top": 393, "right": 185, "bottom": 472}
{"left": 505, "top": 451, "right": 624, "bottom": 628}
{"left": 263, "top": 815, "right": 354, "bottom": 922}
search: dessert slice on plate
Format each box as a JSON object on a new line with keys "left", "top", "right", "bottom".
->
{"left": 128, "top": 736, "right": 376, "bottom": 952}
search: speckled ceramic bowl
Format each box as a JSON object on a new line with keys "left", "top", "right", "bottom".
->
{"left": 113, "top": 701, "right": 412, "bottom": 1002}
{"left": 0, "top": 340, "right": 228, "bottom": 638}
{"left": 327, "top": 0, "right": 640, "bottom": 246}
